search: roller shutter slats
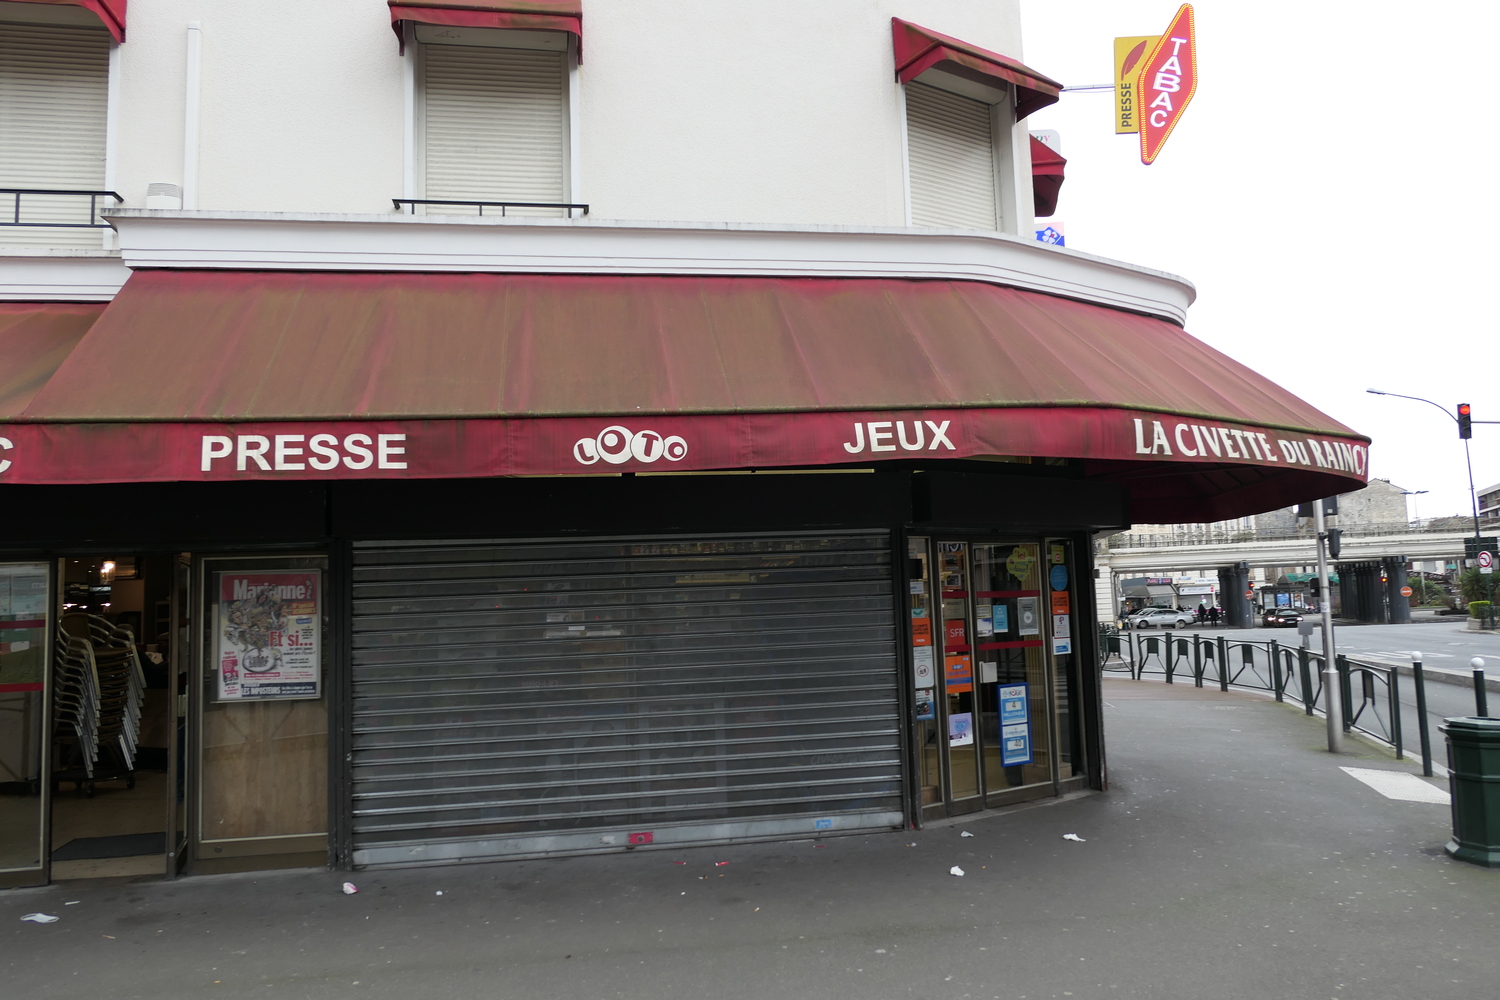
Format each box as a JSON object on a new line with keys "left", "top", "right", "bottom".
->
{"left": 350, "top": 532, "right": 901, "bottom": 865}
{"left": 422, "top": 44, "right": 565, "bottom": 216}
{"left": 0, "top": 23, "right": 108, "bottom": 247}
{"left": 906, "top": 81, "right": 997, "bottom": 230}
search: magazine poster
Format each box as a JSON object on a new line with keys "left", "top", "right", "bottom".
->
{"left": 216, "top": 571, "right": 321, "bottom": 701}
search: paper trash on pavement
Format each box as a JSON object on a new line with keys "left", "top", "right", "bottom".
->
{"left": 1062, "top": 833, "right": 1086, "bottom": 842}
{"left": 960, "top": 831, "right": 974, "bottom": 838}
{"left": 21, "top": 913, "right": 60, "bottom": 923}
{"left": 342, "top": 882, "right": 359, "bottom": 894}
{"left": 949, "top": 866, "right": 965, "bottom": 876}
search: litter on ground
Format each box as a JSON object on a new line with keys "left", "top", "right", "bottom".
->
{"left": 20, "top": 913, "right": 59, "bottom": 924}
{"left": 715, "top": 861, "right": 729, "bottom": 866}
{"left": 949, "top": 866, "right": 965, "bottom": 877}
{"left": 342, "top": 882, "right": 359, "bottom": 895}
{"left": 1062, "top": 833, "right": 1086, "bottom": 842}
{"left": 960, "top": 831, "right": 974, "bottom": 838}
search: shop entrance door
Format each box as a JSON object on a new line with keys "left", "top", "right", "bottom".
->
{"left": 49, "top": 554, "right": 176, "bottom": 880}
{"left": 910, "top": 538, "right": 1059, "bottom": 822}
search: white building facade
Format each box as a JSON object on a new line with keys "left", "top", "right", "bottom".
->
{"left": 1, "top": 1, "right": 1372, "bottom": 886}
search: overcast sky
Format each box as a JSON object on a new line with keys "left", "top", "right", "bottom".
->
{"left": 1020, "top": 1, "right": 1496, "bottom": 524}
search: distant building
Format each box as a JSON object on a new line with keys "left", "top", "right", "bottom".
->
{"left": 1479, "top": 481, "right": 1500, "bottom": 529}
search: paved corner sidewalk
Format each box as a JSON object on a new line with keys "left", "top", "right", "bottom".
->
{"left": 4, "top": 678, "right": 1497, "bottom": 1000}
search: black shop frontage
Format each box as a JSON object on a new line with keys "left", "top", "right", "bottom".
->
{"left": 0, "top": 271, "right": 1370, "bottom": 885}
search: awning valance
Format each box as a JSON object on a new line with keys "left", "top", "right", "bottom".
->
{"left": 389, "top": 0, "right": 581, "bottom": 57}
{"left": 8, "top": 0, "right": 125, "bottom": 41}
{"left": 1030, "top": 135, "right": 1065, "bottom": 218}
{"left": 0, "top": 270, "right": 1370, "bottom": 522}
{"left": 0, "top": 302, "right": 106, "bottom": 418}
{"left": 892, "top": 18, "right": 1061, "bottom": 119}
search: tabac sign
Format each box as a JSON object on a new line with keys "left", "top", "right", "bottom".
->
{"left": 1137, "top": 4, "right": 1197, "bottom": 164}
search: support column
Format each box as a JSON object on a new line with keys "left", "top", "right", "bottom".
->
{"left": 1216, "top": 562, "right": 1253, "bottom": 628}
{"left": 1385, "top": 557, "right": 1410, "bottom": 624}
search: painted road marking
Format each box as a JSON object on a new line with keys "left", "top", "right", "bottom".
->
{"left": 1340, "top": 767, "right": 1450, "bottom": 804}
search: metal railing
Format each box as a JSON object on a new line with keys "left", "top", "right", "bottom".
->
{"left": 392, "top": 198, "right": 589, "bottom": 217}
{"left": 0, "top": 189, "right": 121, "bottom": 228}
{"left": 1102, "top": 628, "right": 1416, "bottom": 764}
{"left": 1105, "top": 521, "right": 1464, "bottom": 549}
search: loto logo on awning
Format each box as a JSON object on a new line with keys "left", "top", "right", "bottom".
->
{"left": 573, "top": 426, "right": 688, "bottom": 466}
{"left": 0, "top": 435, "right": 12, "bottom": 475}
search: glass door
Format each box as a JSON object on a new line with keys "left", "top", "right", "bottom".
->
{"left": 908, "top": 538, "right": 942, "bottom": 811}
{"left": 166, "top": 554, "right": 191, "bottom": 876}
{"left": 0, "top": 561, "right": 52, "bottom": 888}
{"left": 972, "top": 543, "right": 1055, "bottom": 802}
{"left": 936, "top": 542, "right": 982, "bottom": 811}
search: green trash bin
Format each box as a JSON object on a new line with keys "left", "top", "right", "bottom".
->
{"left": 1441, "top": 717, "right": 1500, "bottom": 868}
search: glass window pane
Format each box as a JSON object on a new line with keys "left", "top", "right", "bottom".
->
{"left": 0, "top": 563, "right": 50, "bottom": 872}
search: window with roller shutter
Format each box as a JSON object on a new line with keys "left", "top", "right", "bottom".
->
{"left": 904, "top": 81, "right": 999, "bottom": 232}
{"left": 417, "top": 30, "right": 569, "bottom": 216}
{"left": 0, "top": 21, "right": 109, "bottom": 249}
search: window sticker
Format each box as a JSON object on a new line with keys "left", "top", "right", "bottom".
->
{"left": 1016, "top": 596, "right": 1040, "bottom": 636}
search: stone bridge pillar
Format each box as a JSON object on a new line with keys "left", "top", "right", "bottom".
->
{"left": 1216, "top": 562, "right": 1253, "bottom": 628}
{"left": 1384, "top": 556, "right": 1411, "bottom": 624}
{"left": 1336, "top": 560, "right": 1389, "bottom": 623}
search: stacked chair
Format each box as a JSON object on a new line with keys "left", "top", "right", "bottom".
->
{"left": 53, "top": 614, "right": 145, "bottom": 796}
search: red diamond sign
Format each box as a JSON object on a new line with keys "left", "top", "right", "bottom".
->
{"left": 1138, "top": 4, "right": 1197, "bottom": 165}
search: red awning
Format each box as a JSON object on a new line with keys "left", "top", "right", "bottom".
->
{"left": 892, "top": 18, "right": 1062, "bottom": 119}
{"left": 8, "top": 0, "right": 125, "bottom": 41}
{"left": 389, "top": 0, "right": 581, "bottom": 58}
{"left": 0, "top": 302, "right": 106, "bottom": 419}
{"left": 1030, "top": 135, "right": 1065, "bottom": 218}
{"left": 1, "top": 270, "right": 1369, "bottom": 522}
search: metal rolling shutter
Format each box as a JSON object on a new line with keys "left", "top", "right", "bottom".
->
{"left": 421, "top": 42, "right": 565, "bottom": 215}
{"left": 350, "top": 532, "right": 901, "bottom": 866}
{"left": 0, "top": 22, "right": 108, "bottom": 248}
{"left": 905, "top": 81, "right": 997, "bottom": 230}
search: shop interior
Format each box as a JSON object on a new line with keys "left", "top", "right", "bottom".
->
{"left": 49, "top": 555, "right": 178, "bottom": 878}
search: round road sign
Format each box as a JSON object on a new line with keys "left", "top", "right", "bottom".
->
{"left": 1480, "top": 550, "right": 1494, "bottom": 570}
{"left": 1243, "top": 590, "right": 1253, "bottom": 599}
{"left": 1400, "top": 585, "right": 1413, "bottom": 597}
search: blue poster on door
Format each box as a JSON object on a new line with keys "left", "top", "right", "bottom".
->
{"left": 998, "top": 683, "right": 1032, "bottom": 766}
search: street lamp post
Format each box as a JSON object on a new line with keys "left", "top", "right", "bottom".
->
{"left": 1400, "top": 489, "right": 1429, "bottom": 524}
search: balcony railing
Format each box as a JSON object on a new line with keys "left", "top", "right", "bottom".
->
{"left": 392, "top": 198, "right": 589, "bottom": 218}
{"left": 0, "top": 189, "right": 122, "bottom": 228}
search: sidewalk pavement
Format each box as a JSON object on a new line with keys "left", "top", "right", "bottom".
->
{"left": 5, "top": 678, "right": 1497, "bottom": 1000}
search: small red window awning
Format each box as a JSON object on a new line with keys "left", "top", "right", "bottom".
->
{"left": 892, "top": 18, "right": 1062, "bottom": 120}
{"left": 9, "top": 0, "right": 125, "bottom": 41}
{"left": 389, "top": 0, "right": 581, "bottom": 57}
{"left": 0, "top": 302, "right": 106, "bottom": 418}
{"left": 1030, "top": 135, "right": 1066, "bottom": 218}
{"left": 1, "top": 270, "right": 1370, "bottom": 522}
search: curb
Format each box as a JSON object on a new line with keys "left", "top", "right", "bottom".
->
{"left": 1388, "top": 660, "right": 1500, "bottom": 695}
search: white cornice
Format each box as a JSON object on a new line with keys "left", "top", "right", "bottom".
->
{"left": 0, "top": 253, "right": 132, "bottom": 301}
{"left": 106, "top": 211, "right": 1197, "bottom": 324}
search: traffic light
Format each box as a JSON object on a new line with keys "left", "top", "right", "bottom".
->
{"left": 1459, "top": 403, "right": 1473, "bottom": 439}
{"left": 1327, "top": 528, "right": 1343, "bottom": 559}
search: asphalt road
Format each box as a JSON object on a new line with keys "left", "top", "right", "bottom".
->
{"left": 1131, "top": 620, "right": 1499, "bottom": 771}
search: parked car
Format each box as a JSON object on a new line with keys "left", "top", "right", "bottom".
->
{"left": 1125, "top": 607, "right": 1194, "bottom": 629}
{"left": 1263, "top": 608, "right": 1304, "bottom": 627}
